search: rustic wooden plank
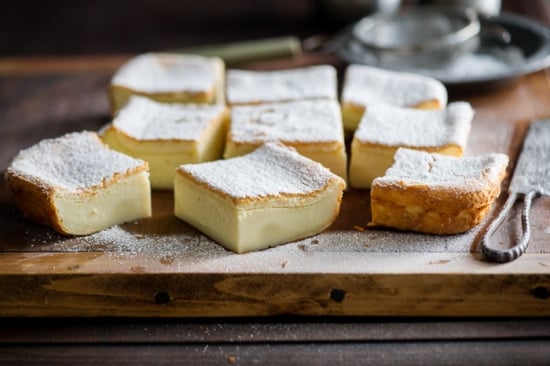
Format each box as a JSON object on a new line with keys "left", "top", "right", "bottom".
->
{"left": 0, "top": 57, "right": 549, "bottom": 317}
{"left": 0, "top": 269, "right": 548, "bottom": 317}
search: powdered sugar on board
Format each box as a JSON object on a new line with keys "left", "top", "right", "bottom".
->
{"left": 21, "top": 222, "right": 480, "bottom": 274}
{"left": 7, "top": 131, "right": 146, "bottom": 191}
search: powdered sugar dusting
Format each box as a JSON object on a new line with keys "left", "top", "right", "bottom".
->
{"left": 78, "top": 225, "right": 229, "bottom": 257}
{"left": 179, "top": 143, "right": 339, "bottom": 199}
{"left": 355, "top": 101, "right": 473, "bottom": 148}
{"left": 112, "top": 96, "right": 226, "bottom": 141}
{"left": 226, "top": 65, "right": 337, "bottom": 105}
{"left": 31, "top": 223, "right": 480, "bottom": 274}
{"left": 112, "top": 53, "right": 221, "bottom": 93}
{"left": 341, "top": 64, "right": 448, "bottom": 107}
{"left": 7, "top": 131, "right": 146, "bottom": 191}
{"left": 376, "top": 148, "right": 509, "bottom": 190}
{"left": 229, "top": 100, "right": 344, "bottom": 144}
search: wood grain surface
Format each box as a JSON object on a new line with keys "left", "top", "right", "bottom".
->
{"left": 0, "top": 55, "right": 549, "bottom": 317}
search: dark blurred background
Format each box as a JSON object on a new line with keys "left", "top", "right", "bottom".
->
{"left": 1, "top": 0, "right": 549, "bottom": 56}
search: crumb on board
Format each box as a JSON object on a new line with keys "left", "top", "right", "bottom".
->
{"left": 429, "top": 259, "right": 451, "bottom": 265}
{"left": 353, "top": 225, "right": 365, "bottom": 232}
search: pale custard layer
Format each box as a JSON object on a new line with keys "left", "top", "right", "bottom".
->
{"left": 101, "top": 97, "right": 227, "bottom": 190}
{"left": 174, "top": 143, "right": 346, "bottom": 253}
{"left": 110, "top": 53, "right": 225, "bottom": 114}
{"left": 349, "top": 102, "right": 473, "bottom": 189}
{"left": 175, "top": 174, "right": 342, "bottom": 253}
{"left": 340, "top": 64, "right": 447, "bottom": 131}
{"left": 54, "top": 171, "right": 152, "bottom": 235}
{"left": 224, "top": 100, "right": 347, "bottom": 181}
{"left": 349, "top": 143, "right": 461, "bottom": 189}
{"left": 5, "top": 131, "right": 152, "bottom": 236}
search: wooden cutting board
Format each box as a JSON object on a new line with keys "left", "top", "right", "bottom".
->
{"left": 0, "top": 55, "right": 549, "bottom": 317}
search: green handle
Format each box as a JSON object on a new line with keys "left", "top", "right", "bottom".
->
{"left": 168, "top": 36, "right": 302, "bottom": 65}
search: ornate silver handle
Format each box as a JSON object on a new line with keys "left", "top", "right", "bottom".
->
{"left": 481, "top": 190, "right": 539, "bottom": 263}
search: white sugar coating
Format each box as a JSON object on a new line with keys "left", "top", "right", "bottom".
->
{"left": 341, "top": 64, "right": 448, "bottom": 107}
{"left": 179, "top": 143, "right": 340, "bottom": 199}
{"left": 229, "top": 100, "right": 344, "bottom": 144}
{"left": 355, "top": 101, "right": 473, "bottom": 148}
{"left": 226, "top": 65, "right": 337, "bottom": 105}
{"left": 375, "top": 148, "right": 509, "bottom": 190}
{"left": 7, "top": 131, "right": 146, "bottom": 191}
{"left": 111, "top": 53, "right": 221, "bottom": 93}
{"left": 112, "top": 96, "right": 226, "bottom": 141}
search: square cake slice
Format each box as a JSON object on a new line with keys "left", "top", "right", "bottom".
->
{"left": 101, "top": 96, "right": 228, "bottom": 190}
{"left": 370, "top": 148, "right": 509, "bottom": 234}
{"left": 224, "top": 99, "right": 347, "bottom": 180}
{"left": 5, "top": 131, "right": 152, "bottom": 235}
{"left": 349, "top": 101, "right": 473, "bottom": 189}
{"left": 174, "top": 143, "right": 346, "bottom": 253}
{"left": 341, "top": 64, "right": 448, "bottom": 131}
{"left": 225, "top": 65, "right": 337, "bottom": 106}
{"left": 110, "top": 52, "right": 225, "bottom": 115}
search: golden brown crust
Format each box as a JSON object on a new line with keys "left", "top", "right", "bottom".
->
{"left": 369, "top": 169, "right": 506, "bottom": 235}
{"left": 4, "top": 172, "right": 64, "bottom": 234}
{"left": 343, "top": 98, "right": 442, "bottom": 114}
{"left": 412, "top": 99, "right": 444, "bottom": 110}
{"left": 356, "top": 141, "right": 464, "bottom": 156}
{"left": 5, "top": 132, "right": 149, "bottom": 235}
{"left": 6, "top": 160, "right": 149, "bottom": 236}
{"left": 226, "top": 139, "right": 343, "bottom": 153}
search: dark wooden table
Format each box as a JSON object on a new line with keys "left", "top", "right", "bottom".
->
{"left": 1, "top": 316, "right": 550, "bottom": 365}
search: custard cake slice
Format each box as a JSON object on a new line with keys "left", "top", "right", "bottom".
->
{"left": 224, "top": 99, "right": 347, "bottom": 180}
{"left": 341, "top": 64, "right": 447, "bottom": 131}
{"left": 110, "top": 52, "right": 225, "bottom": 114}
{"left": 225, "top": 65, "right": 337, "bottom": 106}
{"left": 5, "top": 131, "right": 152, "bottom": 235}
{"left": 174, "top": 143, "right": 346, "bottom": 253}
{"left": 101, "top": 96, "right": 228, "bottom": 190}
{"left": 349, "top": 101, "right": 473, "bottom": 189}
{"left": 370, "top": 148, "right": 509, "bottom": 234}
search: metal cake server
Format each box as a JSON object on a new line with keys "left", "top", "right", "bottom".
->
{"left": 481, "top": 119, "right": 550, "bottom": 263}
